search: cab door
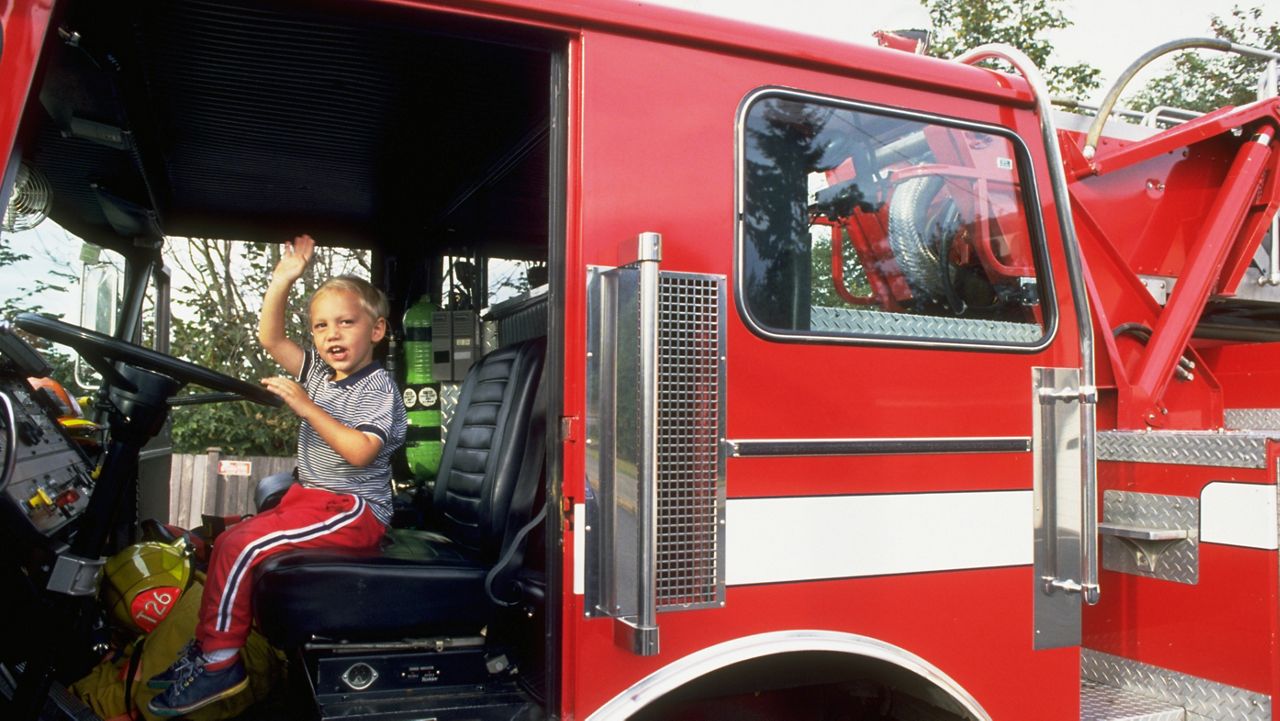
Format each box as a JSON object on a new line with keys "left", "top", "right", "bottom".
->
{"left": 729, "top": 86, "right": 1087, "bottom": 655}
{"left": 725, "top": 81, "right": 1087, "bottom": 717}
{"left": 568, "top": 29, "right": 1084, "bottom": 719}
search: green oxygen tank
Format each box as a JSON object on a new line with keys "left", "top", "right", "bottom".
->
{"left": 402, "top": 295, "right": 442, "bottom": 480}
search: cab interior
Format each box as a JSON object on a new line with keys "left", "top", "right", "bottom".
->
{"left": 2, "top": 0, "right": 562, "bottom": 718}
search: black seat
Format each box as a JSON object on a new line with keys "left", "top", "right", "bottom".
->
{"left": 253, "top": 337, "right": 546, "bottom": 648}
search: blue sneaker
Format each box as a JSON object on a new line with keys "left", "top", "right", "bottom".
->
{"left": 147, "top": 653, "right": 247, "bottom": 717}
{"left": 146, "top": 639, "right": 199, "bottom": 690}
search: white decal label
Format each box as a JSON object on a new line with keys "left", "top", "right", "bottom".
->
{"left": 1202, "top": 482, "right": 1277, "bottom": 549}
{"left": 419, "top": 387, "right": 438, "bottom": 406}
{"left": 217, "top": 460, "right": 252, "bottom": 477}
{"left": 725, "top": 491, "right": 1032, "bottom": 585}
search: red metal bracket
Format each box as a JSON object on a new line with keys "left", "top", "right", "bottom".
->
{"left": 1125, "top": 124, "right": 1276, "bottom": 425}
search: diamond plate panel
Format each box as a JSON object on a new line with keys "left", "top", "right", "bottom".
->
{"left": 1224, "top": 409, "right": 1280, "bottom": 431}
{"left": 1081, "top": 681, "right": 1184, "bottom": 721}
{"left": 1082, "top": 649, "right": 1270, "bottom": 721}
{"left": 1102, "top": 491, "right": 1199, "bottom": 584}
{"left": 439, "top": 382, "right": 460, "bottom": 442}
{"left": 1097, "top": 431, "right": 1275, "bottom": 469}
{"left": 809, "top": 305, "right": 1042, "bottom": 343}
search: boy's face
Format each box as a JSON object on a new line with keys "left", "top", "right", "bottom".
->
{"left": 309, "top": 289, "right": 386, "bottom": 380}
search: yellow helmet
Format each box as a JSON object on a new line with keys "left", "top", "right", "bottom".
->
{"left": 101, "top": 539, "right": 193, "bottom": 634}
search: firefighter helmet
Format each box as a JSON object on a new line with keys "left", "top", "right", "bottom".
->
{"left": 101, "top": 539, "right": 193, "bottom": 634}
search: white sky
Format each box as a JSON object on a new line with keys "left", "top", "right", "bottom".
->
{"left": 5, "top": 0, "right": 1275, "bottom": 325}
{"left": 646, "top": 0, "right": 1267, "bottom": 103}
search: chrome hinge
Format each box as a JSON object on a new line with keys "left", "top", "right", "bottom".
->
{"left": 1038, "top": 385, "right": 1097, "bottom": 404}
{"left": 1041, "top": 576, "right": 1101, "bottom": 604}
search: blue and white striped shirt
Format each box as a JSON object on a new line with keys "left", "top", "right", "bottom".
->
{"left": 295, "top": 347, "right": 407, "bottom": 525}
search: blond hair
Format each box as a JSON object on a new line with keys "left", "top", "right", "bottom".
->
{"left": 312, "top": 275, "right": 388, "bottom": 321}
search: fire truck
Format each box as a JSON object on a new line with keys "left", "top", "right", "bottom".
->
{"left": 1, "top": 0, "right": 1279, "bottom": 719}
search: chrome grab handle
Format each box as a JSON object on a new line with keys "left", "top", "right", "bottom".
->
{"left": 1082, "top": 38, "right": 1280, "bottom": 159}
{"left": 585, "top": 232, "right": 662, "bottom": 657}
{"left": 1259, "top": 60, "right": 1280, "bottom": 287}
{"left": 957, "top": 45, "right": 1099, "bottom": 607}
{"left": 624, "top": 231, "right": 661, "bottom": 656}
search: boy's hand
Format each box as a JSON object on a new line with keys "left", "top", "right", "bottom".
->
{"left": 271, "top": 234, "right": 315, "bottom": 286}
{"left": 261, "top": 375, "right": 382, "bottom": 467}
{"left": 261, "top": 376, "right": 316, "bottom": 416}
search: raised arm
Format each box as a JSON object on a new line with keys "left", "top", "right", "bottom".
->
{"left": 258, "top": 234, "right": 314, "bottom": 377}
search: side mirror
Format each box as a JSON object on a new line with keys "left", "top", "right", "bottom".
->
{"left": 76, "top": 246, "right": 120, "bottom": 389}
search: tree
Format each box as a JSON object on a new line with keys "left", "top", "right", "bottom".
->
{"left": 166, "top": 238, "right": 370, "bottom": 456}
{"left": 810, "top": 225, "right": 871, "bottom": 309}
{"left": 1, "top": 233, "right": 77, "bottom": 319}
{"left": 489, "top": 259, "right": 547, "bottom": 304}
{"left": 1127, "top": 5, "right": 1279, "bottom": 114}
{"left": 922, "top": 0, "right": 1101, "bottom": 98}
{"left": 1, "top": 231, "right": 79, "bottom": 386}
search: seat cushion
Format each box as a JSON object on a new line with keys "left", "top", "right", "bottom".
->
{"left": 253, "top": 529, "right": 488, "bottom": 647}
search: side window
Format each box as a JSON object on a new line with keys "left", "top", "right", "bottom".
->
{"left": 739, "top": 91, "right": 1052, "bottom": 347}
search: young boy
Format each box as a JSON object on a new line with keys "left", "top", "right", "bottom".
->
{"left": 148, "top": 234, "right": 407, "bottom": 716}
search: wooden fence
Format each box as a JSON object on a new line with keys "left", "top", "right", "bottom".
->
{"left": 168, "top": 449, "right": 293, "bottom": 529}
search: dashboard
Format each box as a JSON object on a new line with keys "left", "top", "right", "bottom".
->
{"left": 0, "top": 333, "right": 95, "bottom": 541}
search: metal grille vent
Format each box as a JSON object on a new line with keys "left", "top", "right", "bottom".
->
{"left": 655, "top": 272, "right": 725, "bottom": 610}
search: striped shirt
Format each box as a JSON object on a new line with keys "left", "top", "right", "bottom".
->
{"left": 295, "top": 347, "right": 407, "bottom": 525}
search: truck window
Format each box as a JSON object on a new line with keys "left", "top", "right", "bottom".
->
{"left": 738, "top": 89, "right": 1053, "bottom": 348}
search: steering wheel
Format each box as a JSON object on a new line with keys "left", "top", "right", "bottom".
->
{"left": 14, "top": 313, "right": 281, "bottom": 407}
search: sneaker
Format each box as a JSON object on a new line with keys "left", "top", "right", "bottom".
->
{"left": 147, "top": 654, "right": 247, "bottom": 717}
{"left": 146, "top": 639, "right": 199, "bottom": 690}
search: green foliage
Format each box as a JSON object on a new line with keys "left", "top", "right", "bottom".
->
{"left": 0, "top": 235, "right": 24, "bottom": 266}
{"left": 1127, "top": 5, "right": 1279, "bottom": 114}
{"left": 810, "top": 226, "right": 871, "bottom": 309}
{"left": 923, "top": 0, "right": 1101, "bottom": 98}
{"left": 167, "top": 239, "right": 370, "bottom": 455}
{"left": 168, "top": 305, "right": 302, "bottom": 456}
{"left": 170, "top": 401, "right": 298, "bottom": 457}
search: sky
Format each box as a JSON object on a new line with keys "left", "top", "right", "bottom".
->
{"left": 3, "top": 0, "right": 1275, "bottom": 326}
{"left": 646, "top": 0, "right": 1264, "bottom": 104}
{"left": 4, "top": 221, "right": 86, "bottom": 321}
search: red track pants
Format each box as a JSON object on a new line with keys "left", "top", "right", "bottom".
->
{"left": 195, "top": 484, "right": 384, "bottom": 652}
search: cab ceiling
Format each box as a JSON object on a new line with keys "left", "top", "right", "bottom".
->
{"left": 23, "top": 0, "right": 553, "bottom": 257}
